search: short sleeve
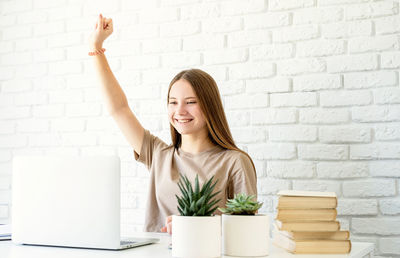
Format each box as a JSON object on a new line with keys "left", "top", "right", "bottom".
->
{"left": 134, "top": 129, "right": 168, "bottom": 170}
{"left": 228, "top": 153, "right": 257, "bottom": 199}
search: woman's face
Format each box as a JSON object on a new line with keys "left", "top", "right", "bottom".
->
{"left": 168, "top": 79, "right": 207, "bottom": 136}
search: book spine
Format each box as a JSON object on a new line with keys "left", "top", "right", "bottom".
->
{"left": 276, "top": 209, "right": 337, "bottom": 221}
{"left": 278, "top": 221, "right": 340, "bottom": 232}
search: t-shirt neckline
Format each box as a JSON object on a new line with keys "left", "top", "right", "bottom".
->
{"left": 178, "top": 145, "right": 222, "bottom": 157}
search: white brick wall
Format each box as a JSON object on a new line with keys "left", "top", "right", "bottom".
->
{"left": 0, "top": 0, "right": 399, "bottom": 254}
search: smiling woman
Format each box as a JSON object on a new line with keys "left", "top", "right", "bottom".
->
{"left": 89, "top": 14, "right": 257, "bottom": 233}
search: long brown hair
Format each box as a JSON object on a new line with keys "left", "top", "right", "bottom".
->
{"left": 167, "top": 68, "right": 256, "bottom": 171}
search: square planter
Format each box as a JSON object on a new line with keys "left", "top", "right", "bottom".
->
{"left": 172, "top": 215, "right": 221, "bottom": 257}
{"left": 222, "top": 214, "right": 269, "bottom": 257}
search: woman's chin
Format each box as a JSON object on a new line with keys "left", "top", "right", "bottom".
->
{"left": 173, "top": 124, "right": 192, "bottom": 134}
{"left": 175, "top": 127, "right": 198, "bottom": 135}
{"left": 176, "top": 129, "right": 191, "bottom": 135}
{"left": 172, "top": 123, "right": 206, "bottom": 136}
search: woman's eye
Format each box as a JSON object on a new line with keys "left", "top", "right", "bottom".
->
{"left": 169, "top": 101, "right": 177, "bottom": 105}
{"left": 187, "top": 101, "right": 196, "bottom": 104}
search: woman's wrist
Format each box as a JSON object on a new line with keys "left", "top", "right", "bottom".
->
{"left": 89, "top": 43, "right": 105, "bottom": 56}
{"left": 90, "top": 42, "right": 103, "bottom": 51}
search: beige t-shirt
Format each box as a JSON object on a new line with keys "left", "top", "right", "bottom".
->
{"left": 134, "top": 130, "right": 257, "bottom": 232}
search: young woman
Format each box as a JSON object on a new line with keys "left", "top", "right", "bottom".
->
{"left": 89, "top": 14, "right": 257, "bottom": 233}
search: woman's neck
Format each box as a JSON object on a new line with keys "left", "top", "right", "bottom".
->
{"left": 180, "top": 131, "right": 216, "bottom": 155}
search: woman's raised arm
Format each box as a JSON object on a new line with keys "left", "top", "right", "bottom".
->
{"left": 90, "top": 14, "right": 144, "bottom": 154}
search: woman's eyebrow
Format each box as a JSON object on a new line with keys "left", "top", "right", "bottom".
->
{"left": 169, "top": 97, "right": 197, "bottom": 99}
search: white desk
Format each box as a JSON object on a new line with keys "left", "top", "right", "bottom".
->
{"left": 0, "top": 232, "right": 374, "bottom": 258}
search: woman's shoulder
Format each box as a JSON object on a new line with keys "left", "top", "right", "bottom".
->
{"left": 145, "top": 129, "right": 174, "bottom": 151}
{"left": 222, "top": 148, "right": 246, "bottom": 157}
{"left": 219, "top": 148, "right": 253, "bottom": 166}
{"left": 221, "top": 148, "right": 256, "bottom": 180}
{"left": 161, "top": 143, "right": 175, "bottom": 152}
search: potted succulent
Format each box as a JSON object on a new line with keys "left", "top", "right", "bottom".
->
{"left": 172, "top": 173, "right": 221, "bottom": 258}
{"left": 219, "top": 193, "right": 269, "bottom": 257}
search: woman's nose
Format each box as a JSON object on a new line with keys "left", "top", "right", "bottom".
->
{"left": 176, "top": 103, "right": 187, "bottom": 115}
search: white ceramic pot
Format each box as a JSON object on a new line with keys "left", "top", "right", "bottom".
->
{"left": 172, "top": 215, "right": 221, "bottom": 258}
{"left": 222, "top": 214, "right": 269, "bottom": 257}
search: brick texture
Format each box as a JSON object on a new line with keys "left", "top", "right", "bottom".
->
{"left": 0, "top": 0, "right": 399, "bottom": 251}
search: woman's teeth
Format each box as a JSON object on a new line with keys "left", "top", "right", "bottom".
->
{"left": 177, "top": 119, "right": 192, "bottom": 123}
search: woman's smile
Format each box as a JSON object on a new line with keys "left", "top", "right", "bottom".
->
{"left": 175, "top": 118, "right": 194, "bottom": 124}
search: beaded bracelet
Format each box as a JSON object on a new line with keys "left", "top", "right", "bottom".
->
{"left": 88, "top": 48, "right": 106, "bottom": 56}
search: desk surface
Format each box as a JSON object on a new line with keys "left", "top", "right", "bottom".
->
{"left": 0, "top": 232, "right": 374, "bottom": 258}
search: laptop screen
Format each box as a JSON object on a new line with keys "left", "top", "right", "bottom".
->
{"left": 12, "top": 156, "right": 122, "bottom": 249}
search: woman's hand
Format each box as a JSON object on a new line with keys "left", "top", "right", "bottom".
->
{"left": 160, "top": 215, "right": 172, "bottom": 235}
{"left": 89, "top": 14, "right": 113, "bottom": 50}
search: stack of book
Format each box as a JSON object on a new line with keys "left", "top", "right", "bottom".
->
{"left": 272, "top": 190, "right": 351, "bottom": 254}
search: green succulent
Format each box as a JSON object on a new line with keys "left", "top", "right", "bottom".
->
{"left": 218, "top": 193, "right": 263, "bottom": 215}
{"left": 175, "top": 173, "right": 221, "bottom": 216}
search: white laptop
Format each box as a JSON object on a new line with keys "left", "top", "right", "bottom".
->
{"left": 11, "top": 155, "right": 159, "bottom": 250}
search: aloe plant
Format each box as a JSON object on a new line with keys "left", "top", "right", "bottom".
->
{"left": 175, "top": 174, "right": 221, "bottom": 216}
{"left": 218, "top": 193, "right": 263, "bottom": 215}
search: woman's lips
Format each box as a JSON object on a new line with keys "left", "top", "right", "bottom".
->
{"left": 175, "top": 119, "right": 193, "bottom": 124}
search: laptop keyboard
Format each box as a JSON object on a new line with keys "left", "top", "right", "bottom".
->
{"left": 121, "top": 240, "right": 137, "bottom": 245}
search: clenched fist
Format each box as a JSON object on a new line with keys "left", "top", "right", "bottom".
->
{"left": 89, "top": 14, "right": 113, "bottom": 50}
